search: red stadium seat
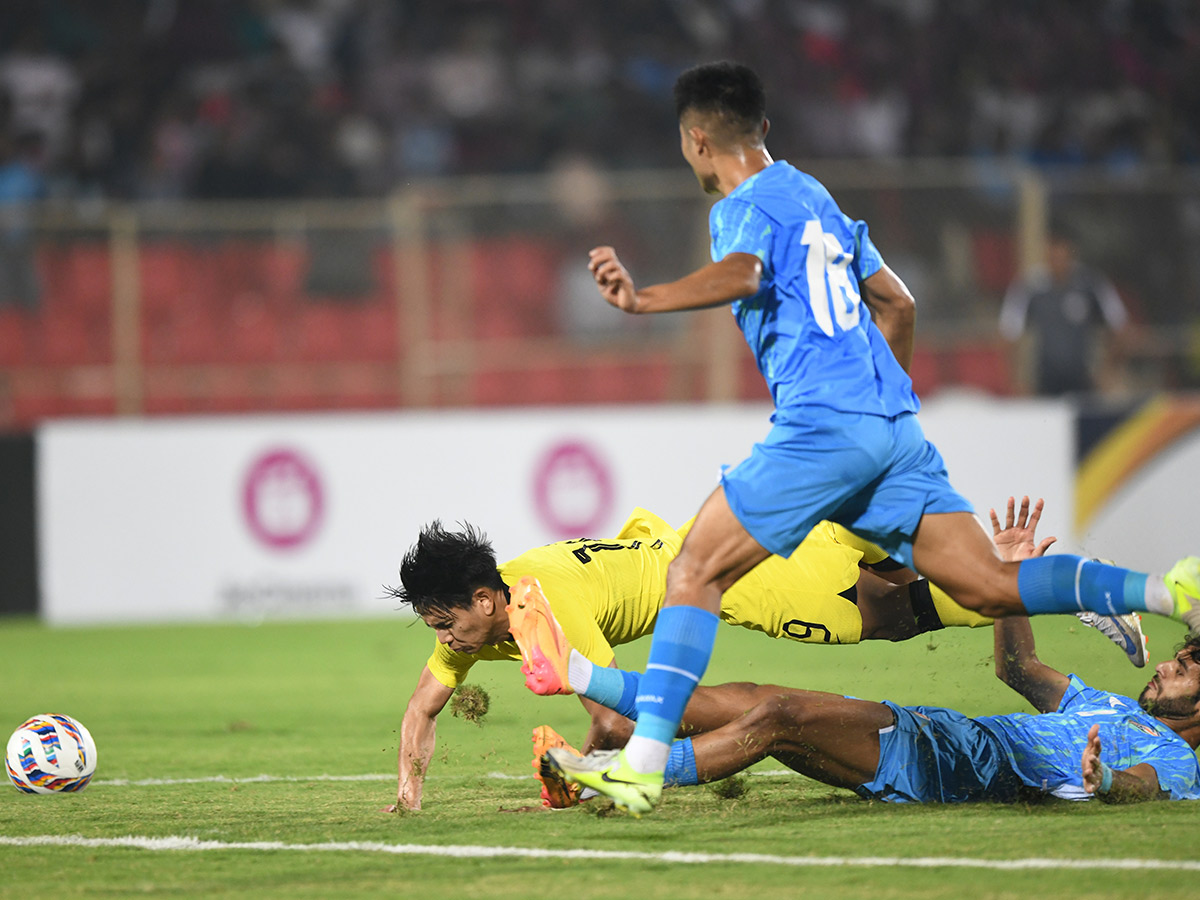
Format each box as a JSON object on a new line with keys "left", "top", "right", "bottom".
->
{"left": 295, "top": 305, "right": 353, "bottom": 361}
{"left": 10, "top": 392, "right": 67, "bottom": 425}
{"left": 263, "top": 245, "right": 309, "bottom": 302}
{"left": 345, "top": 302, "right": 398, "bottom": 361}
{"left": 35, "top": 311, "right": 111, "bottom": 365}
{"left": 0, "top": 310, "right": 33, "bottom": 365}
{"left": 225, "top": 299, "right": 289, "bottom": 363}
{"left": 907, "top": 345, "right": 942, "bottom": 398}
{"left": 61, "top": 245, "right": 113, "bottom": 316}
{"left": 951, "top": 341, "right": 1013, "bottom": 395}
{"left": 149, "top": 307, "right": 223, "bottom": 364}
{"left": 139, "top": 245, "right": 193, "bottom": 317}
{"left": 971, "top": 229, "right": 1017, "bottom": 295}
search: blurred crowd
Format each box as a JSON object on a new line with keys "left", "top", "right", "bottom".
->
{"left": 1, "top": 0, "right": 1197, "bottom": 201}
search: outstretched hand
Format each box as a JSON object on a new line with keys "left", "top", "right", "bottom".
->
{"left": 990, "top": 495, "right": 1056, "bottom": 562}
{"left": 1081, "top": 724, "right": 1105, "bottom": 794}
{"left": 588, "top": 246, "right": 638, "bottom": 312}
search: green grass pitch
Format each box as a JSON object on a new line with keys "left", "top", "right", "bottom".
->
{"left": 0, "top": 612, "right": 1195, "bottom": 899}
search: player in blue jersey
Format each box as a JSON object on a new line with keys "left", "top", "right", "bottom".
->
{"left": 562, "top": 60, "right": 1200, "bottom": 814}
{"left": 543, "top": 502, "right": 1200, "bottom": 805}
{"left": 545, "top": 616, "right": 1200, "bottom": 805}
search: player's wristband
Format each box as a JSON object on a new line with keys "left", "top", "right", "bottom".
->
{"left": 1097, "top": 762, "right": 1114, "bottom": 794}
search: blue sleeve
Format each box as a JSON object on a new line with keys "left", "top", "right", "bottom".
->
{"left": 852, "top": 220, "right": 884, "bottom": 281}
{"left": 1056, "top": 674, "right": 1088, "bottom": 712}
{"left": 712, "top": 199, "right": 774, "bottom": 271}
{"left": 1136, "top": 743, "right": 1200, "bottom": 800}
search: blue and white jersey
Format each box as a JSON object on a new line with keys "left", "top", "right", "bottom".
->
{"left": 976, "top": 675, "right": 1200, "bottom": 800}
{"left": 709, "top": 160, "right": 919, "bottom": 419}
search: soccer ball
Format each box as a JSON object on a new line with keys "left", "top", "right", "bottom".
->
{"left": 5, "top": 714, "right": 97, "bottom": 794}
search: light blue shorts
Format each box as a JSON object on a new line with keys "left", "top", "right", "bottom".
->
{"left": 720, "top": 408, "right": 972, "bottom": 567}
{"left": 856, "top": 702, "right": 1023, "bottom": 803}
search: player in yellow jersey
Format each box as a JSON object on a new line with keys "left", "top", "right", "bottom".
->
{"left": 381, "top": 506, "right": 1142, "bottom": 811}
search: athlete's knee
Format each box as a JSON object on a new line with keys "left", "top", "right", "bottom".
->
{"left": 925, "top": 557, "right": 1026, "bottom": 618}
{"left": 943, "top": 583, "right": 1025, "bottom": 618}
{"left": 738, "top": 690, "right": 818, "bottom": 750}
{"left": 587, "top": 707, "right": 633, "bottom": 749}
{"left": 666, "top": 551, "right": 718, "bottom": 595}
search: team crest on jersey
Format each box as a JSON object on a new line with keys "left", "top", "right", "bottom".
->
{"left": 1129, "top": 721, "right": 1160, "bottom": 738}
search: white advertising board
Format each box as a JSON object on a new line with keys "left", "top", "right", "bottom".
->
{"left": 37, "top": 397, "right": 1075, "bottom": 625}
{"left": 1077, "top": 428, "right": 1200, "bottom": 572}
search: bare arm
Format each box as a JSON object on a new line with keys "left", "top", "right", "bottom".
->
{"left": 1081, "top": 724, "right": 1168, "bottom": 803}
{"left": 383, "top": 665, "right": 453, "bottom": 812}
{"left": 992, "top": 613, "right": 1069, "bottom": 713}
{"left": 588, "top": 246, "right": 761, "bottom": 314}
{"left": 860, "top": 264, "right": 916, "bottom": 372}
{"left": 989, "top": 496, "right": 1068, "bottom": 712}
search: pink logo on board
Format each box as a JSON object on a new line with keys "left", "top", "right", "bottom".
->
{"left": 532, "top": 440, "right": 613, "bottom": 538}
{"left": 242, "top": 448, "right": 324, "bottom": 551}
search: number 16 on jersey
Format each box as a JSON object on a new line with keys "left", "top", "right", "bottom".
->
{"left": 801, "top": 218, "right": 862, "bottom": 337}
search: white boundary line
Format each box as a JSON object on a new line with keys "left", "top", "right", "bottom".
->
{"left": 91, "top": 770, "right": 796, "bottom": 787}
{"left": 0, "top": 834, "right": 1196, "bottom": 871}
{"left": 93, "top": 774, "right": 394, "bottom": 786}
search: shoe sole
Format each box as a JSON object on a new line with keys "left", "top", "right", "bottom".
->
{"left": 1110, "top": 616, "right": 1149, "bottom": 668}
{"left": 507, "top": 576, "right": 572, "bottom": 695}
{"left": 531, "top": 726, "right": 581, "bottom": 809}
{"left": 537, "top": 754, "right": 581, "bottom": 809}
{"left": 543, "top": 749, "right": 659, "bottom": 817}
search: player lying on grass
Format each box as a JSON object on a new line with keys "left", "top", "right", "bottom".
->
{"left": 540, "top": 501, "right": 1199, "bottom": 807}
{"left": 540, "top": 618, "right": 1200, "bottom": 806}
{"left": 382, "top": 503, "right": 1144, "bottom": 811}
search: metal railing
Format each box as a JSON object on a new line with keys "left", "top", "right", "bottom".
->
{"left": 2, "top": 162, "right": 1197, "bottom": 425}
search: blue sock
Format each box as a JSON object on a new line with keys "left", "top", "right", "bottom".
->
{"left": 580, "top": 666, "right": 640, "bottom": 720}
{"left": 1017, "top": 556, "right": 1149, "bottom": 616}
{"left": 630, "top": 605, "right": 719, "bottom": 747}
{"left": 664, "top": 738, "right": 699, "bottom": 787}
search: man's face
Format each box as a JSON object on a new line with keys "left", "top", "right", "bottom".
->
{"left": 1138, "top": 648, "right": 1200, "bottom": 719}
{"left": 1047, "top": 238, "right": 1076, "bottom": 281}
{"left": 420, "top": 595, "right": 506, "bottom": 655}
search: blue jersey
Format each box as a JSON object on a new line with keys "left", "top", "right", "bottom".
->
{"left": 709, "top": 161, "right": 919, "bottom": 419}
{"left": 977, "top": 675, "right": 1200, "bottom": 800}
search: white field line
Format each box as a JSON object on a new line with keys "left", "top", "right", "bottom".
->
{"left": 0, "top": 834, "right": 1197, "bottom": 872}
{"left": 91, "top": 769, "right": 796, "bottom": 787}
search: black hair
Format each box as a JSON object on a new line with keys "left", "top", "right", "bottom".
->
{"left": 673, "top": 61, "right": 767, "bottom": 143}
{"left": 384, "top": 520, "right": 506, "bottom": 617}
{"left": 1180, "top": 633, "right": 1200, "bottom": 664}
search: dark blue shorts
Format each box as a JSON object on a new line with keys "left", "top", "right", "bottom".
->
{"left": 856, "top": 702, "right": 1024, "bottom": 803}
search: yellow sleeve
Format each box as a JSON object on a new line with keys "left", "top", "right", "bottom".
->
{"left": 424, "top": 507, "right": 686, "bottom": 689}
{"left": 501, "top": 555, "right": 616, "bottom": 668}
{"left": 425, "top": 640, "right": 521, "bottom": 690}
{"left": 501, "top": 507, "right": 680, "bottom": 663}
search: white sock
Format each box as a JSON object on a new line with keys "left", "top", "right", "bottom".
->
{"left": 566, "top": 648, "right": 593, "bottom": 694}
{"left": 1145, "top": 578, "right": 1173, "bottom": 616}
{"left": 623, "top": 735, "right": 671, "bottom": 774}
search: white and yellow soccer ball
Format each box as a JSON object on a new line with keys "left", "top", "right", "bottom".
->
{"left": 5, "top": 714, "right": 97, "bottom": 794}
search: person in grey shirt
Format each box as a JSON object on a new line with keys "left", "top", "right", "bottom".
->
{"left": 999, "top": 225, "right": 1128, "bottom": 397}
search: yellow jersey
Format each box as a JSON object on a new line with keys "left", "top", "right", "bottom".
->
{"left": 425, "top": 508, "right": 904, "bottom": 688}
{"left": 426, "top": 509, "right": 681, "bottom": 688}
